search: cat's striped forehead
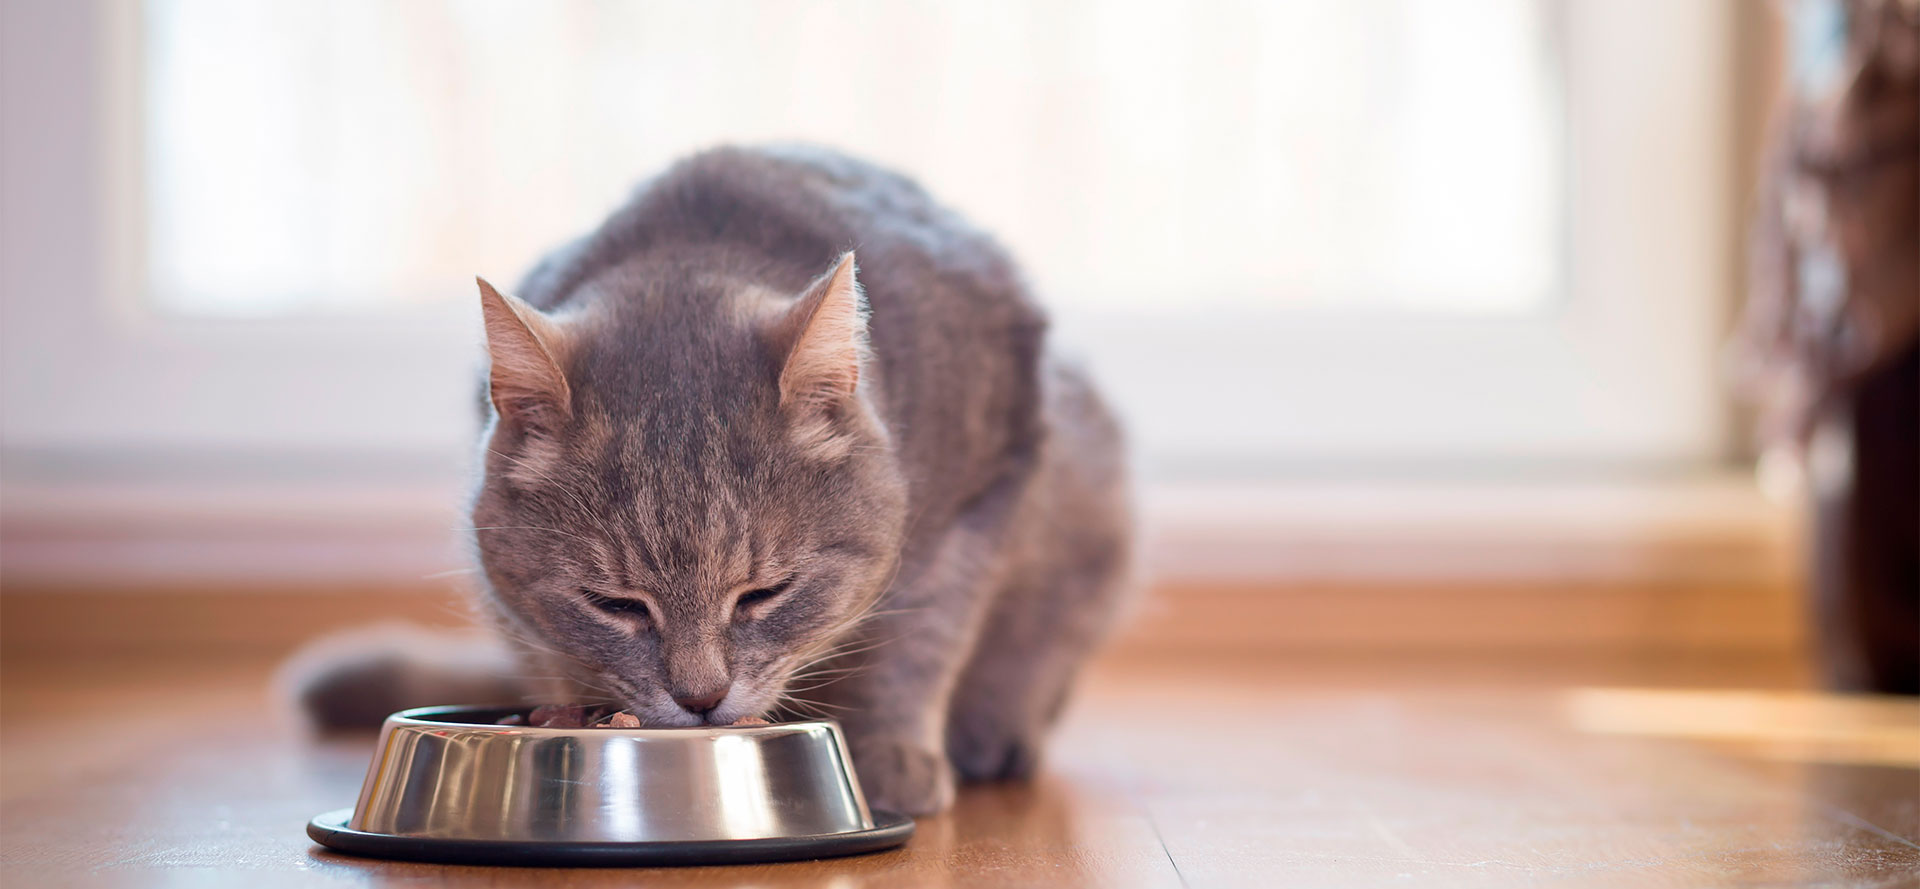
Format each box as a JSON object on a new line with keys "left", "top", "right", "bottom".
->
{"left": 497, "top": 407, "right": 769, "bottom": 607}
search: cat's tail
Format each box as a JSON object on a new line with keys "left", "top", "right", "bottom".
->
{"left": 276, "top": 623, "right": 535, "bottom": 731}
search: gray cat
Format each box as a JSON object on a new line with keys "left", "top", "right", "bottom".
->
{"left": 294, "top": 146, "right": 1134, "bottom": 815}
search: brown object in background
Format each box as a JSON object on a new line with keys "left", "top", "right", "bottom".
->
{"left": 1739, "top": 0, "right": 1918, "bottom": 694}
{"left": 1809, "top": 343, "right": 1920, "bottom": 693}
{"left": 1738, "top": 0, "right": 1919, "bottom": 436}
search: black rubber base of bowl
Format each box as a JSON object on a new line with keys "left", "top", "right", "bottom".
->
{"left": 307, "top": 808, "right": 914, "bottom": 867}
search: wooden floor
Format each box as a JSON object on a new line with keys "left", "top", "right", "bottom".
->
{"left": 2, "top": 650, "right": 1916, "bottom": 888}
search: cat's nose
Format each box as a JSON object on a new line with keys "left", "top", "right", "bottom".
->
{"left": 671, "top": 685, "right": 729, "bottom": 715}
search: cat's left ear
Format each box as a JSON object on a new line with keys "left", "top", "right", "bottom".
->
{"left": 772, "top": 251, "right": 869, "bottom": 410}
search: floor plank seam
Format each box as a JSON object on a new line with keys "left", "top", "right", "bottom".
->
{"left": 1132, "top": 786, "right": 1190, "bottom": 889}
{"left": 1823, "top": 802, "right": 1920, "bottom": 854}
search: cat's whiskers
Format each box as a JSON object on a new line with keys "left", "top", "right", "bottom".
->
{"left": 433, "top": 597, "right": 491, "bottom": 627}
{"left": 478, "top": 617, "right": 633, "bottom": 708}
{"left": 779, "top": 678, "right": 860, "bottom": 698}
{"left": 774, "top": 665, "right": 869, "bottom": 694}
{"left": 743, "top": 529, "right": 921, "bottom": 707}
{"left": 766, "top": 616, "right": 918, "bottom": 710}
{"left": 459, "top": 524, "right": 599, "bottom": 545}
{"left": 460, "top": 554, "right": 631, "bottom": 678}
{"left": 789, "top": 626, "right": 908, "bottom": 670}
{"left": 781, "top": 663, "right": 867, "bottom": 681}
{"left": 770, "top": 691, "right": 853, "bottom": 720}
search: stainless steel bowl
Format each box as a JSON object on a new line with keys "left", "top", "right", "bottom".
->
{"left": 307, "top": 705, "right": 913, "bottom": 866}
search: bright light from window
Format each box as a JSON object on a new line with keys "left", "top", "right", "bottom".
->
{"left": 144, "top": 0, "right": 1560, "bottom": 317}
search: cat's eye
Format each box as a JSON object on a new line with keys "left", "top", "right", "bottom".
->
{"left": 581, "top": 589, "right": 650, "bottom": 623}
{"left": 734, "top": 581, "right": 791, "bottom": 616}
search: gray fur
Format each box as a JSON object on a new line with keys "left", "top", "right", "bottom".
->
{"left": 293, "top": 146, "right": 1134, "bottom": 815}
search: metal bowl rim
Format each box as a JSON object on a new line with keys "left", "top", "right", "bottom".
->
{"left": 385, "top": 704, "right": 833, "bottom": 738}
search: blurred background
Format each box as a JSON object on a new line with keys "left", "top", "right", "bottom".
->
{"left": 0, "top": 0, "right": 1913, "bottom": 695}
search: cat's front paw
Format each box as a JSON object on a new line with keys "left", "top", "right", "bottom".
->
{"left": 947, "top": 717, "right": 1046, "bottom": 782}
{"left": 852, "top": 736, "right": 955, "bottom": 815}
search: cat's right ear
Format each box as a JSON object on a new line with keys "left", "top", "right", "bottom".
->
{"left": 477, "top": 277, "right": 571, "bottom": 434}
{"left": 766, "top": 253, "right": 871, "bottom": 457}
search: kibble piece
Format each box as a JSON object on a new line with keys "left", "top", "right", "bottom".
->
{"left": 731, "top": 716, "right": 770, "bottom": 726}
{"left": 607, "top": 711, "right": 643, "bottom": 728}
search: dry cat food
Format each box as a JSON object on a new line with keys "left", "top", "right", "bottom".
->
{"left": 496, "top": 706, "right": 773, "bottom": 728}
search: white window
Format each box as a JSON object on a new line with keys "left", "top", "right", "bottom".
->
{"left": 144, "top": 0, "right": 1562, "bottom": 319}
{"left": 3, "top": 0, "right": 1734, "bottom": 481}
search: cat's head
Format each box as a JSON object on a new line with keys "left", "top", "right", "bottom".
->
{"left": 467, "top": 253, "right": 907, "bottom": 726}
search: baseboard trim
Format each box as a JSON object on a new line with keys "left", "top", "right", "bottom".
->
{"left": 0, "top": 575, "right": 1805, "bottom": 664}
